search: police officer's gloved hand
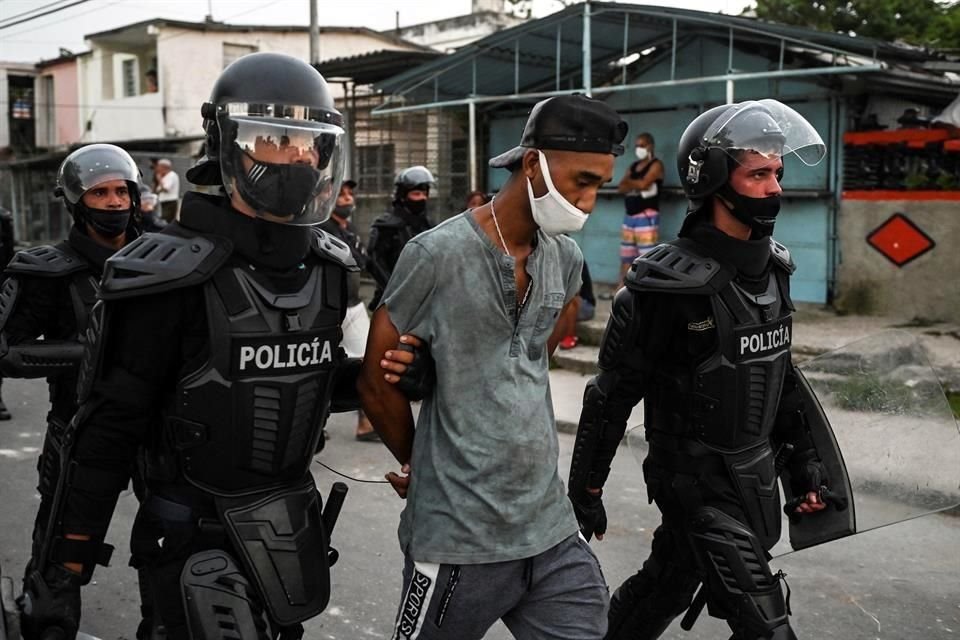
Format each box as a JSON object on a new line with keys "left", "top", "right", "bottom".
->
{"left": 787, "top": 447, "right": 827, "bottom": 496}
{"left": 19, "top": 564, "right": 82, "bottom": 640}
{"left": 395, "top": 342, "right": 434, "bottom": 402}
{"left": 569, "top": 488, "right": 607, "bottom": 542}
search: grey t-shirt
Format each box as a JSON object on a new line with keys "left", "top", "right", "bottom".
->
{"left": 382, "top": 212, "right": 583, "bottom": 564}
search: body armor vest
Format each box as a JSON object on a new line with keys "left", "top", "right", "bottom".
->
{"left": 159, "top": 260, "right": 344, "bottom": 497}
{"left": 646, "top": 271, "right": 792, "bottom": 453}
{"left": 639, "top": 247, "right": 793, "bottom": 453}
{"left": 631, "top": 238, "right": 794, "bottom": 546}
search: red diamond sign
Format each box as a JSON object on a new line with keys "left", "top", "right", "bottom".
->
{"left": 866, "top": 213, "right": 935, "bottom": 267}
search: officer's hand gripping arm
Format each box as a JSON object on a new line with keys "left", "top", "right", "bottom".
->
{"left": 330, "top": 337, "right": 434, "bottom": 415}
{"left": 389, "top": 338, "right": 434, "bottom": 401}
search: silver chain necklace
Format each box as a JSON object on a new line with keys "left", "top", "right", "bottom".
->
{"left": 490, "top": 197, "right": 531, "bottom": 311}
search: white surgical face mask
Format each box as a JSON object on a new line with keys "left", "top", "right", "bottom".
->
{"left": 526, "top": 150, "right": 589, "bottom": 236}
{"left": 635, "top": 146, "right": 649, "bottom": 160}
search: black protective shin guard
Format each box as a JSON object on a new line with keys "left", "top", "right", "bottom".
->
{"left": 689, "top": 507, "right": 795, "bottom": 640}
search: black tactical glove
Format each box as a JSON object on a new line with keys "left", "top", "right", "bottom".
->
{"left": 19, "top": 565, "right": 82, "bottom": 640}
{"left": 395, "top": 341, "right": 434, "bottom": 402}
{"left": 787, "top": 448, "right": 827, "bottom": 497}
{"left": 783, "top": 448, "right": 847, "bottom": 522}
{"left": 569, "top": 489, "right": 607, "bottom": 542}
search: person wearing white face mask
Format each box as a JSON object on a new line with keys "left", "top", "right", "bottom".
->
{"left": 608, "top": 132, "right": 664, "bottom": 297}
{"left": 359, "top": 94, "right": 627, "bottom": 639}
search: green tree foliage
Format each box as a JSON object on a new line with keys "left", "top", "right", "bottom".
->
{"left": 752, "top": 0, "right": 960, "bottom": 49}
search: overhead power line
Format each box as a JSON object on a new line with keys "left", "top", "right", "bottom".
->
{"left": 0, "top": 0, "right": 95, "bottom": 31}
{"left": 0, "top": 0, "right": 75, "bottom": 28}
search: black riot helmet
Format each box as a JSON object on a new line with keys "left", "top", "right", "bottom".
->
{"left": 394, "top": 165, "right": 436, "bottom": 201}
{"left": 54, "top": 143, "right": 142, "bottom": 238}
{"left": 187, "top": 52, "right": 346, "bottom": 225}
{"left": 678, "top": 99, "right": 826, "bottom": 208}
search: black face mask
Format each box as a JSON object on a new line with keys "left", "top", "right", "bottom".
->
{"left": 235, "top": 150, "right": 323, "bottom": 218}
{"left": 82, "top": 206, "right": 131, "bottom": 239}
{"left": 403, "top": 199, "right": 427, "bottom": 216}
{"left": 717, "top": 184, "right": 781, "bottom": 237}
{"left": 333, "top": 204, "right": 355, "bottom": 219}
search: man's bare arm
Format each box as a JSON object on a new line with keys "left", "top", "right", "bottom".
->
{"left": 359, "top": 306, "right": 417, "bottom": 467}
{"left": 618, "top": 160, "right": 664, "bottom": 193}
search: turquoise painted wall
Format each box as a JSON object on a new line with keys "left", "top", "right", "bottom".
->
{"left": 486, "top": 37, "right": 837, "bottom": 303}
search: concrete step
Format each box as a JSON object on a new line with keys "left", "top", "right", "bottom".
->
{"left": 576, "top": 319, "right": 606, "bottom": 346}
{"left": 552, "top": 345, "right": 600, "bottom": 376}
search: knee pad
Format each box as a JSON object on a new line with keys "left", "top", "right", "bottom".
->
{"left": 180, "top": 550, "right": 268, "bottom": 640}
{"left": 688, "top": 507, "right": 791, "bottom": 638}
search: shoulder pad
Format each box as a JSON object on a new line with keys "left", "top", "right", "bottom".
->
{"left": 5, "top": 244, "right": 87, "bottom": 278}
{"left": 769, "top": 237, "right": 796, "bottom": 274}
{"left": 311, "top": 228, "right": 359, "bottom": 272}
{"left": 99, "top": 232, "right": 232, "bottom": 300}
{"left": 625, "top": 241, "right": 733, "bottom": 295}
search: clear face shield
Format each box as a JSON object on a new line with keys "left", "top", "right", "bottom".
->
{"left": 217, "top": 103, "right": 345, "bottom": 225}
{"left": 704, "top": 99, "right": 826, "bottom": 169}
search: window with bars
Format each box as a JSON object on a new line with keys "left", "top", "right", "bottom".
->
{"left": 357, "top": 143, "right": 396, "bottom": 195}
{"left": 122, "top": 58, "right": 137, "bottom": 97}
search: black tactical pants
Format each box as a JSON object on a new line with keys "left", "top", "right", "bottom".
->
{"left": 606, "top": 457, "right": 795, "bottom": 640}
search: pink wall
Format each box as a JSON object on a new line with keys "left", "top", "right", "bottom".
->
{"left": 40, "top": 58, "right": 80, "bottom": 146}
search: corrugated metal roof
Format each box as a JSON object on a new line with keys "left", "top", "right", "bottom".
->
{"left": 374, "top": 2, "right": 948, "bottom": 109}
{"left": 316, "top": 50, "right": 444, "bottom": 85}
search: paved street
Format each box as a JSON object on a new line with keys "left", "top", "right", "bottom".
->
{"left": 0, "top": 374, "right": 957, "bottom": 639}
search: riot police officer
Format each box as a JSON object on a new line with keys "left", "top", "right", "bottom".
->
{"left": 568, "top": 100, "right": 833, "bottom": 640}
{"left": 366, "top": 165, "right": 435, "bottom": 309}
{"left": 0, "top": 144, "right": 162, "bottom": 637}
{"left": 20, "top": 53, "right": 420, "bottom": 640}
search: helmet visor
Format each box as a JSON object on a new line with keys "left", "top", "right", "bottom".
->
{"left": 703, "top": 99, "right": 826, "bottom": 167}
{"left": 218, "top": 106, "right": 345, "bottom": 225}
